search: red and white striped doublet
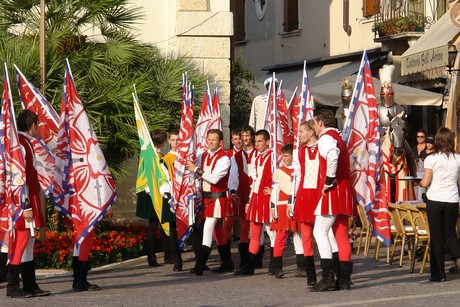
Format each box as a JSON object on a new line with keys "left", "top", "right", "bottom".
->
{"left": 246, "top": 149, "right": 272, "bottom": 223}
{"left": 202, "top": 149, "right": 230, "bottom": 218}
{"left": 234, "top": 148, "right": 258, "bottom": 216}
{"left": 270, "top": 165, "right": 298, "bottom": 231}
{"left": 316, "top": 129, "right": 354, "bottom": 216}
{"left": 294, "top": 143, "right": 321, "bottom": 223}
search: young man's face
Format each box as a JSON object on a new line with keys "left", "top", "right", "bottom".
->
{"left": 298, "top": 125, "right": 312, "bottom": 144}
{"left": 231, "top": 134, "right": 242, "bottom": 150}
{"left": 241, "top": 131, "right": 253, "bottom": 148}
{"left": 281, "top": 152, "right": 293, "bottom": 166}
{"left": 206, "top": 132, "right": 222, "bottom": 152}
{"left": 169, "top": 134, "right": 179, "bottom": 151}
{"left": 254, "top": 135, "right": 270, "bottom": 153}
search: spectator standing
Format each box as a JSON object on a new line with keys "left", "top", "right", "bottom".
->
{"left": 419, "top": 127, "right": 460, "bottom": 282}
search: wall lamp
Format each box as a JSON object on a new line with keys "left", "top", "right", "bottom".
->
{"left": 447, "top": 41, "right": 459, "bottom": 74}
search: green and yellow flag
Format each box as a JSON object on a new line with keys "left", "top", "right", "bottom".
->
{"left": 133, "top": 89, "right": 170, "bottom": 235}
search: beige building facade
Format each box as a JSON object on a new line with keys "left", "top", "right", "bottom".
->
{"left": 114, "top": 0, "right": 233, "bottom": 222}
{"left": 232, "top": 0, "right": 381, "bottom": 92}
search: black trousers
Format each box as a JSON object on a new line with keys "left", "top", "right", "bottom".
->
{"left": 147, "top": 219, "right": 160, "bottom": 253}
{"left": 426, "top": 199, "right": 460, "bottom": 280}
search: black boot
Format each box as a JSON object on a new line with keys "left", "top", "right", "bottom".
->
{"left": 190, "top": 245, "right": 211, "bottom": 276}
{"left": 163, "top": 235, "right": 173, "bottom": 264}
{"left": 234, "top": 252, "right": 255, "bottom": 275}
{"left": 73, "top": 258, "right": 100, "bottom": 291}
{"left": 268, "top": 247, "right": 274, "bottom": 275}
{"left": 169, "top": 221, "right": 182, "bottom": 272}
{"left": 238, "top": 242, "right": 248, "bottom": 269}
{"left": 212, "top": 244, "right": 234, "bottom": 273}
{"left": 332, "top": 252, "right": 339, "bottom": 277}
{"left": 6, "top": 264, "right": 32, "bottom": 298}
{"left": 338, "top": 261, "right": 353, "bottom": 290}
{"left": 173, "top": 251, "right": 183, "bottom": 272}
{"left": 305, "top": 256, "right": 317, "bottom": 286}
{"left": 295, "top": 254, "right": 307, "bottom": 277}
{"left": 332, "top": 252, "right": 339, "bottom": 290}
{"left": 309, "top": 259, "right": 336, "bottom": 292}
{"left": 21, "top": 261, "right": 50, "bottom": 296}
{"left": 273, "top": 256, "right": 284, "bottom": 279}
{"left": 147, "top": 249, "right": 160, "bottom": 267}
{"left": 255, "top": 245, "right": 265, "bottom": 269}
{"left": 0, "top": 252, "right": 7, "bottom": 284}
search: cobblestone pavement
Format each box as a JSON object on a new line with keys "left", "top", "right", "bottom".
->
{"left": 1, "top": 241, "right": 460, "bottom": 307}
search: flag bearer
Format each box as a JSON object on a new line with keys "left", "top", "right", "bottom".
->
{"left": 187, "top": 129, "right": 233, "bottom": 275}
{"left": 310, "top": 109, "right": 354, "bottom": 291}
{"left": 234, "top": 129, "right": 272, "bottom": 275}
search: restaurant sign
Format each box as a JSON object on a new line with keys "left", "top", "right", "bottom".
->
{"left": 401, "top": 45, "right": 447, "bottom": 76}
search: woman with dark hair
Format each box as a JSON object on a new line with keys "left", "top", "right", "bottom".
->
{"left": 412, "top": 129, "right": 427, "bottom": 159}
{"left": 419, "top": 127, "right": 460, "bottom": 282}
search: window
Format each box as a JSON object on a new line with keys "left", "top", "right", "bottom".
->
{"left": 363, "top": 0, "right": 380, "bottom": 17}
{"left": 231, "top": 0, "right": 246, "bottom": 42}
{"left": 283, "top": 0, "right": 299, "bottom": 32}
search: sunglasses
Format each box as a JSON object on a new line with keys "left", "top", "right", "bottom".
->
{"left": 416, "top": 136, "right": 425, "bottom": 138}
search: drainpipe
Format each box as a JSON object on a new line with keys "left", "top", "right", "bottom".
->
{"left": 343, "top": 0, "right": 352, "bottom": 36}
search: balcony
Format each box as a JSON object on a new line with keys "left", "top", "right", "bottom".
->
{"left": 372, "top": 0, "right": 446, "bottom": 53}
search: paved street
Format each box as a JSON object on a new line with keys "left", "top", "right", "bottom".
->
{"left": 2, "top": 241, "right": 460, "bottom": 307}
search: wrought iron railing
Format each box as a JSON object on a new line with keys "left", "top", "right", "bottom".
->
{"left": 372, "top": 0, "right": 446, "bottom": 38}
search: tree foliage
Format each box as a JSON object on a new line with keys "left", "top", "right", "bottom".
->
{"left": 0, "top": 0, "right": 208, "bottom": 179}
{"left": 230, "top": 57, "right": 256, "bottom": 130}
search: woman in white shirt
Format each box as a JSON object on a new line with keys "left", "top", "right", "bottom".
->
{"left": 420, "top": 127, "right": 460, "bottom": 282}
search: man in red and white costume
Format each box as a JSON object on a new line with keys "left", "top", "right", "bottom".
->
{"left": 221, "top": 129, "right": 242, "bottom": 258}
{"left": 310, "top": 109, "right": 354, "bottom": 291}
{"left": 228, "top": 126, "right": 257, "bottom": 269}
{"left": 187, "top": 129, "right": 232, "bottom": 275}
{"left": 5, "top": 110, "right": 50, "bottom": 298}
{"left": 234, "top": 129, "right": 272, "bottom": 275}
{"left": 227, "top": 129, "right": 242, "bottom": 158}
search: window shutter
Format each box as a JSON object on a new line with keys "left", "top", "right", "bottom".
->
{"left": 363, "top": 0, "right": 380, "bottom": 17}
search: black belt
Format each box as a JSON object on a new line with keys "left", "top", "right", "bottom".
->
{"left": 202, "top": 191, "right": 227, "bottom": 199}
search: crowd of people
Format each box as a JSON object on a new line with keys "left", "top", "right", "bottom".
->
{"left": 2, "top": 81, "right": 460, "bottom": 299}
{"left": 136, "top": 105, "right": 356, "bottom": 292}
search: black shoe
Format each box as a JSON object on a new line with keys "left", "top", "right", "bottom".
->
{"left": 173, "top": 261, "right": 183, "bottom": 272}
{"left": 24, "top": 286, "right": 51, "bottom": 297}
{"left": 429, "top": 277, "right": 446, "bottom": 282}
{"left": 190, "top": 267, "right": 203, "bottom": 276}
{"left": 148, "top": 258, "right": 160, "bottom": 267}
{"left": 7, "top": 287, "right": 33, "bottom": 298}
{"left": 212, "top": 262, "right": 234, "bottom": 273}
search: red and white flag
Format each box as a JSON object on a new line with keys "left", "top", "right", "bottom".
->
{"left": 195, "top": 81, "right": 213, "bottom": 162}
{"left": 276, "top": 87, "right": 291, "bottom": 145}
{"left": 16, "top": 66, "right": 59, "bottom": 196}
{"left": 289, "top": 62, "right": 314, "bottom": 211}
{"left": 210, "top": 81, "right": 222, "bottom": 131}
{"left": 342, "top": 51, "right": 391, "bottom": 247}
{"left": 53, "top": 60, "right": 116, "bottom": 247}
{"left": 173, "top": 73, "right": 196, "bottom": 249}
{"left": 0, "top": 64, "right": 28, "bottom": 259}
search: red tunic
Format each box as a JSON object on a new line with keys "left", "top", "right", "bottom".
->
{"left": 270, "top": 165, "right": 299, "bottom": 231}
{"left": 234, "top": 148, "right": 257, "bottom": 216}
{"left": 246, "top": 150, "right": 272, "bottom": 223}
{"left": 226, "top": 147, "right": 241, "bottom": 158}
{"left": 201, "top": 149, "right": 230, "bottom": 218}
{"left": 294, "top": 143, "right": 321, "bottom": 223}
{"left": 17, "top": 133, "right": 45, "bottom": 229}
{"left": 317, "top": 129, "right": 354, "bottom": 216}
